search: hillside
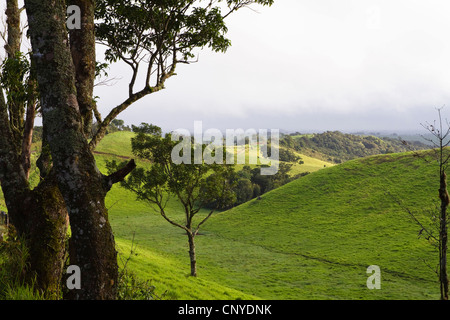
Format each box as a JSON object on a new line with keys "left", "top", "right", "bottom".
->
{"left": 96, "top": 132, "right": 442, "bottom": 300}
{"left": 1, "top": 131, "right": 442, "bottom": 299}
{"left": 283, "top": 131, "right": 430, "bottom": 163}
{"left": 200, "top": 151, "right": 439, "bottom": 299}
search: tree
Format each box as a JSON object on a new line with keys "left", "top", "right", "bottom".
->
{"left": 278, "top": 148, "right": 300, "bottom": 162}
{"left": 111, "top": 119, "right": 125, "bottom": 131}
{"left": 108, "top": 124, "right": 236, "bottom": 277}
{"left": 0, "top": 0, "right": 69, "bottom": 298}
{"left": 235, "top": 178, "right": 254, "bottom": 205}
{"left": 90, "top": 0, "right": 274, "bottom": 150}
{"left": 420, "top": 109, "right": 450, "bottom": 300}
{"left": 24, "top": 0, "right": 128, "bottom": 299}
{"left": 0, "top": 0, "right": 272, "bottom": 299}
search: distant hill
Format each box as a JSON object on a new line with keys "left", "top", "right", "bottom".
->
{"left": 282, "top": 131, "right": 430, "bottom": 163}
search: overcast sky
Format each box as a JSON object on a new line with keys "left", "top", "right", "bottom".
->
{"left": 15, "top": 1, "right": 450, "bottom": 134}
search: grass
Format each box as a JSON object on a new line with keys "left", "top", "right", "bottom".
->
{"left": 0, "top": 131, "right": 443, "bottom": 300}
{"left": 201, "top": 151, "right": 440, "bottom": 299}
{"left": 105, "top": 181, "right": 257, "bottom": 300}
{"left": 95, "top": 132, "right": 442, "bottom": 300}
{"left": 287, "top": 149, "right": 334, "bottom": 176}
{"left": 115, "top": 239, "right": 257, "bottom": 300}
{"left": 94, "top": 131, "right": 135, "bottom": 158}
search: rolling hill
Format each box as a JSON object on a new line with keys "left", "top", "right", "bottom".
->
{"left": 95, "top": 132, "right": 440, "bottom": 300}
{"left": 200, "top": 152, "right": 439, "bottom": 299}
{"left": 0, "top": 131, "right": 442, "bottom": 300}
{"left": 282, "top": 131, "right": 430, "bottom": 163}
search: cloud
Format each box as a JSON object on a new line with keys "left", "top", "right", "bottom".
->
{"left": 95, "top": 0, "right": 450, "bottom": 132}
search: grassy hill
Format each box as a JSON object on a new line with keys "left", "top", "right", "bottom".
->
{"left": 201, "top": 152, "right": 439, "bottom": 299}
{"left": 1, "top": 131, "right": 442, "bottom": 300}
{"left": 283, "top": 131, "right": 430, "bottom": 164}
{"left": 285, "top": 148, "right": 333, "bottom": 176}
{"left": 94, "top": 130, "right": 135, "bottom": 158}
{"left": 94, "top": 132, "right": 441, "bottom": 300}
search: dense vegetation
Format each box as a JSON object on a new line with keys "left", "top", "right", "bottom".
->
{"left": 282, "top": 131, "right": 430, "bottom": 163}
{"left": 227, "top": 163, "right": 310, "bottom": 207}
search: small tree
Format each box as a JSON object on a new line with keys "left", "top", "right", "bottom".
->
{"left": 390, "top": 108, "right": 450, "bottom": 300}
{"left": 108, "top": 123, "right": 236, "bottom": 277}
{"left": 421, "top": 109, "right": 450, "bottom": 300}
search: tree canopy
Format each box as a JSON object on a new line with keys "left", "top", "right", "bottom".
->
{"left": 90, "top": 0, "right": 274, "bottom": 149}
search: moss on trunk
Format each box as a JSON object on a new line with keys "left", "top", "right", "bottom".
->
{"left": 25, "top": 0, "right": 119, "bottom": 299}
{"left": 26, "top": 173, "right": 69, "bottom": 298}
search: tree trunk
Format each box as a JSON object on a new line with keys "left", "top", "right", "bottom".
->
{"left": 0, "top": 82, "right": 69, "bottom": 298}
{"left": 1, "top": 176, "right": 69, "bottom": 299}
{"left": 21, "top": 100, "right": 36, "bottom": 180}
{"left": 187, "top": 231, "right": 197, "bottom": 277}
{"left": 439, "top": 171, "right": 449, "bottom": 300}
{"left": 0, "top": 0, "right": 71, "bottom": 298}
{"left": 69, "top": 0, "right": 96, "bottom": 137}
{"left": 25, "top": 173, "right": 69, "bottom": 298}
{"left": 25, "top": 0, "right": 118, "bottom": 299}
{"left": 5, "top": 0, "right": 21, "bottom": 57}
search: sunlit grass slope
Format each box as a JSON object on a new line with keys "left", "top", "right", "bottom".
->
{"left": 202, "top": 152, "right": 440, "bottom": 299}
{"left": 96, "top": 132, "right": 441, "bottom": 300}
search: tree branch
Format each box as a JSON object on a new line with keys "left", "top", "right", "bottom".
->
{"left": 386, "top": 190, "right": 438, "bottom": 243}
{"left": 159, "top": 204, "right": 189, "bottom": 232}
{"left": 194, "top": 209, "right": 214, "bottom": 236}
{"left": 103, "top": 159, "right": 137, "bottom": 192}
{"left": 89, "top": 62, "right": 176, "bottom": 150}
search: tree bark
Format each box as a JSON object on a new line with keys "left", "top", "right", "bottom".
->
{"left": 21, "top": 99, "right": 36, "bottom": 180}
{"left": 69, "top": 0, "right": 96, "bottom": 137}
{"left": 187, "top": 231, "right": 197, "bottom": 277}
{"left": 439, "top": 171, "right": 449, "bottom": 300}
{"left": 25, "top": 0, "right": 119, "bottom": 300}
{"left": 25, "top": 172, "right": 69, "bottom": 298}
{"left": 0, "top": 0, "right": 70, "bottom": 298}
{"left": 0, "top": 85, "right": 69, "bottom": 298}
{"left": 5, "top": 0, "right": 21, "bottom": 57}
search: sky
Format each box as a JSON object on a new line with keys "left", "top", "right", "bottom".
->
{"left": 94, "top": 0, "right": 450, "bottom": 134}
{"left": 7, "top": 1, "right": 450, "bottom": 134}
